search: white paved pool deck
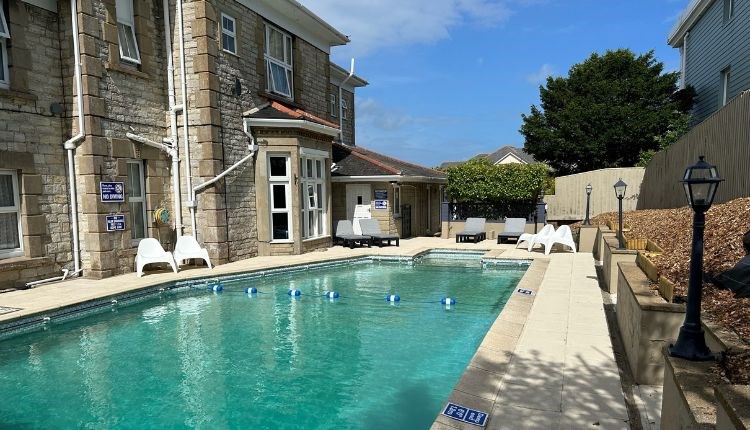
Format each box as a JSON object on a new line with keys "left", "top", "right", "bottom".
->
{"left": 0, "top": 237, "right": 629, "bottom": 429}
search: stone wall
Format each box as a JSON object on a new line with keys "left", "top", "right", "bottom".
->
{"left": 0, "top": 3, "right": 69, "bottom": 288}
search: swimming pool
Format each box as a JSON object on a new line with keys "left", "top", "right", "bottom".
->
{"left": 0, "top": 253, "right": 528, "bottom": 429}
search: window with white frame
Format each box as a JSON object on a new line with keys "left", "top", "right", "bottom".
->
{"left": 300, "top": 155, "right": 326, "bottom": 239}
{"left": 221, "top": 13, "right": 237, "bottom": 55}
{"left": 0, "top": 170, "right": 22, "bottom": 257}
{"left": 127, "top": 160, "right": 147, "bottom": 240}
{"left": 393, "top": 185, "right": 401, "bottom": 217}
{"left": 721, "top": 67, "right": 731, "bottom": 106}
{"left": 116, "top": 0, "right": 140, "bottom": 64}
{"left": 330, "top": 94, "right": 337, "bottom": 117}
{"left": 341, "top": 96, "right": 348, "bottom": 120}
{"left": 269, "top": 154, "right": 292, "bottom": 241}
{"left": 264, "top": 24, "right": 293, "bottom": 98}
{"left": 0, "top": 0, "right": 10, "bottom": 88}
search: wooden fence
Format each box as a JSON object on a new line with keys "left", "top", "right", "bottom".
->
{"left": 638, "top": 90, "right": 750, "bottom": 209}
{"left": 545, "top": 167, "right": 645, "bottom": 221}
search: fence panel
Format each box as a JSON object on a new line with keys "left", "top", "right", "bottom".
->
{"left": 638, "top": 90, "right": 750, "bottom": 209}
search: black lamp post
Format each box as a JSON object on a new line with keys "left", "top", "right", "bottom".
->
{"left": 613, "top": 179, "right": 627, "bottom": 249}
{"left": 669, "top": 156, "right": 724, "bottom": 361}
{"left": 584, "top": 183, "right": 593, "bottom": 225}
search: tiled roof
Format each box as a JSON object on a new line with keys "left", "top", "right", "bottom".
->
{"left": 244, "top": 101, "right": 340, "bottom": 129}
{"left": 332, "top": 143, "right": 447, "bottom": 180}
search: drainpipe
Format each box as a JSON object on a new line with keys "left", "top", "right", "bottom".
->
{"left": 125, "top": 133, "right": 177, "bottom": 158}
{"left": 25, "top": 268, "right": 83, "bottom": 289}
{"left": 62, "top": 0, "right": 86, "bottom": 274}
{"left": 176, "top": 0, "right": 195, "bottom": 236}
{"left": 162, "top": 0, "right": 183, "bottom": 237}
{"left": 191, "top": 125, "right": 257, "bottom": 207}
{"left": 338, "top": 58, "right": 354, "bottom": 144}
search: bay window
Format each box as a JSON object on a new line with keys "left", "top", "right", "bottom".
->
{"left": 269, "top": 155, "right": 292, "bottom": 241}
{"left": 300, "top": 155, "right": 326, "bottom": 239}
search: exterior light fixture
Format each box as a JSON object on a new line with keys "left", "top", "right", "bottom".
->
{"left": 613, "top": 179, "right": 627, "bottom": 249}
{"left": 669, "top": 156, "right": 724, "bottom": 361}
{"left": 584, "top": 183, "right": 593, "bottom": 225}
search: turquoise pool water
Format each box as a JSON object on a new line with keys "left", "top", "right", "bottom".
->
{"left": 0, "top": 257, "right": 527, "bottom": 429}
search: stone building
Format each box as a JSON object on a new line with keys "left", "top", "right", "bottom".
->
{"left": 0, "top": 0, "right": 446, "bottom": 287}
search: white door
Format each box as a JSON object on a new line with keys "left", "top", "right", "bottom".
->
{"left": 346, "top": 184, "right": 372, "bottom": 220}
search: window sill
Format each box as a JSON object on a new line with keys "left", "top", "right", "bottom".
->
{"left": 259, "top": 90, "right": 301, "bottom": 108}
{"left": 221, "top": 48, "right": 239, "bottom": 58}
{"left": 105, "top": 61, "right": 151, "bottom": 80}
{"left": 270, "top": 239, "right": 294, "bottom": 244}
{"left": 0, "top": 86, "right": 38, "bottom": 101}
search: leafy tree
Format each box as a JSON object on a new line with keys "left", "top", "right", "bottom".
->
{"left": 520, "top": 49, "right": 694, "bottom": 175}
{"left": 446, "top": 158, "right": 547, "bottom": 202}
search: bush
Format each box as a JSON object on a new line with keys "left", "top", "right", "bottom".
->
{"left": 446, "top": 158, "right": 547, "bottom": 202}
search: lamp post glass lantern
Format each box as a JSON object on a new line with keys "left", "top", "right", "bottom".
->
{"left": 613, "top": 179, "right": 627, "bottom": 249}
{"left": 584, "top": 183, "right": 593, "bottom": 225}
{"left": 669, "top": 156, "right": 724, "bottom": 361}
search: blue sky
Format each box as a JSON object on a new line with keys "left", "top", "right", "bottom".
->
{"left": 310, "top": 0, "right": 690, "bottom": 168}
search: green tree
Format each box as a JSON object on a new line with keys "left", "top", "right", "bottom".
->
{"left": 446, "top": 158, "right": 547, "bottom": 202}
{"left": 520, "top": 49, "right": 694, "bottom": 175}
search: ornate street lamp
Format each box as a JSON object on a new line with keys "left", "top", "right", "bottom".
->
{"left": 669, "top": 156, "right": 724, "bottom": 361}
{"left": 584, "top": 183, "right": 593, "bottom": 225}
{"left": 613, "top": 179, "right": 627, "bottom": 249}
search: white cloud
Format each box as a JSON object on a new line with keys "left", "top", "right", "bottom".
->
{"left": 525, "top": 63, "right": 554, "bottom": 84}
{"left": 307, "top": 0, "right": 536, "bottom": 56}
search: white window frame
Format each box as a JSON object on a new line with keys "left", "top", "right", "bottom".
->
{"left": 220, "top": 13, "right": 237, "bottom": 55}
{"left": 393, "top": 185, "right": 401, "bottom": 217}
{"left": 0, "top": 0, "right": 10, "bottom": 89}
{"left": 300, "top": 155, "right": 327, "bottom": 240}
{"left": 264, "top": 23, "right": 293, "bottom": 99}
{"left": 0, "top": 170, "right": 23, "bottom": 258}
{"left": 127, "top": 160, "right": 148, "bottom": 241}
{"left": 341, "top": 96, "right": 348, "bottom": 120}
{"left": 268, "top": 154, "right": 293, "bottom": 243}
{"left": 721, "top": 67, "right": 731, "bottom": 106}
{"left": 330, "top": 94, "right": 337, "bottom": 117}
{"left": 116, "top": 0, "right": 141, "bottom": 64}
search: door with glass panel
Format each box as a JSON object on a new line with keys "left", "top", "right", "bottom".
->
{"left": 0, "top": 170, "right": 22, "bottom": 257}
{"left": 268, "top": 155, "right": 292, "bottom": 241}
{"left": 127, "top": 160, "right": 147, "bottom": 240}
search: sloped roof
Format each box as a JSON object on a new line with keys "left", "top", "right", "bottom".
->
{"left": 485, "top": 146, "right": 535, "bottom": 164}
{"left": 245, "top": 101, "right": 340, "bottom": 129}
{"left": 331, "top": 143, "right": 447, "bottom": 182}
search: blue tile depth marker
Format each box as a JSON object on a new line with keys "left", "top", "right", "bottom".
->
{"left": 441, "top": 402, "right": 488, "bottom": 427}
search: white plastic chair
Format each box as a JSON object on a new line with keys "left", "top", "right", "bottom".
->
{"left": 516, "top": 224, "right": 555, "bottom": 252}
{"left": 539, "top": 225, "right": 577, "bottom": 255}
{"left": 173, "top": 235, "right": 213, "bottom": 269}
{"left": 135, "top": 238, "right": 178, "bottom": 277}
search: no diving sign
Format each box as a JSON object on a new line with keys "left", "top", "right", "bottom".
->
{"left": 441, "top": 402, "right": 488, "bottom": 427}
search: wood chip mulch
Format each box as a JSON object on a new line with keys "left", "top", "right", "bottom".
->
{"left": 573, "top": 197, "right": 750, "bottom": 384}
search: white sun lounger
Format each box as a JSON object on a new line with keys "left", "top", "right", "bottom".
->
{"left": 539, "top": 224, "right": 577, "bottom": 255}
{"left": 173, "top": 235, "right": 213, "bottom": 269}
{"left": 516, "top": 224, "right": 555, "bottom": 252}
{"left": 135, "top": 238, "right": 178, "bottom": 277}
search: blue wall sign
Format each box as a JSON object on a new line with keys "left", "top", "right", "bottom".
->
{"left": 517, "top": 288, "right": 534, "bottom": 295}
{"left": 441, "top": 403, "right": 488, "bottom": 427}
{"left": 105, "top": 214, "right": 126, "bottom": 232}
{"left": 100, "top": 182, "right": 125, "bottom": 203}
{"left": 374, "top": 189, "right": 388, "bottom": 199}
{"left": 374, "top": 200, "right": 388, "bottom": 209}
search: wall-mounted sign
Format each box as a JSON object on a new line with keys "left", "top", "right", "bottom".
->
{"left": 105, "top": 214, "right": 126, "bottom": 232}
{"left": 441, "top": 403, "right": 488, "bottom": 427}
{"left": 374, "top": 200, "right": 388, "bottom": 209}
{"left": 100, "top": 182, "right": 125, "bottom": 203}
{"left": 374, "top": 189, "right": 388, "bottom": 199}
